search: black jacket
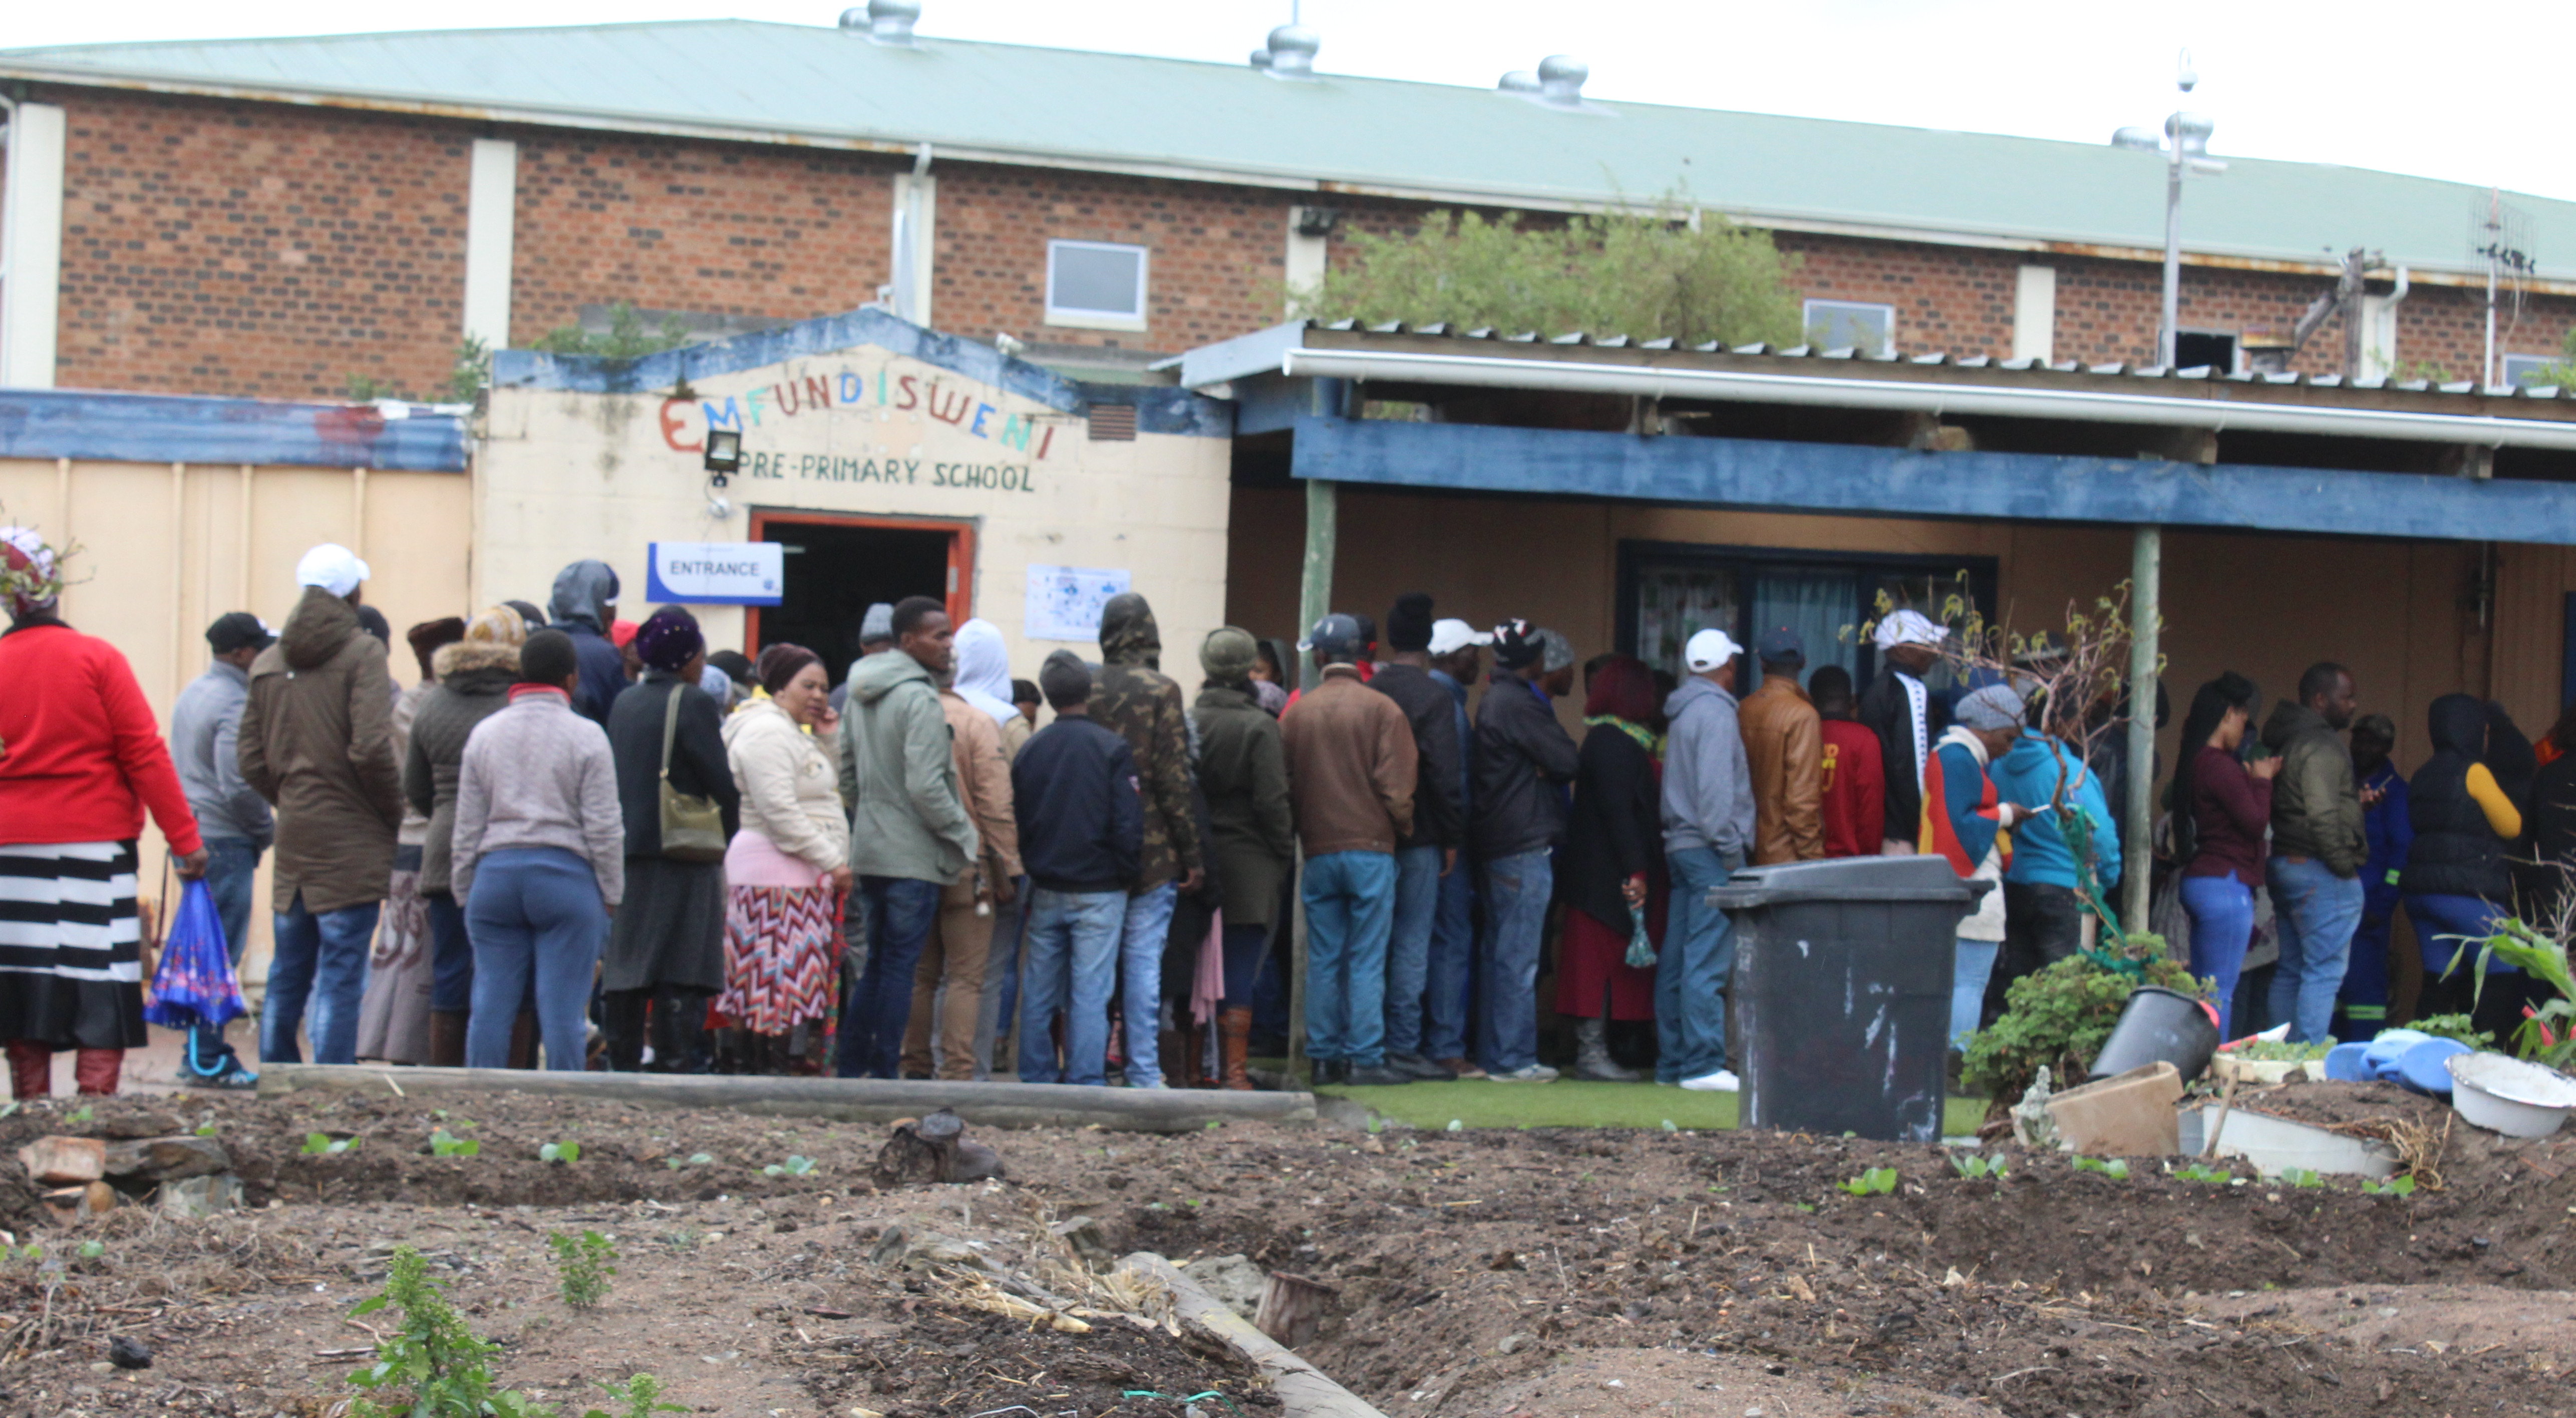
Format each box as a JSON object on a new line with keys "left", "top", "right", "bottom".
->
{"left": 1370, "top": 662, "right": 1466, "bottom": 851}
{"left": 1471, "top": 672, "right": 1580, "bottom": 860}
{"left": 1012, "top": 716, "right": 1145, "bottom": 894}
{"left": 604, "top": 673, "right": 741, "bottom": 859}
{"left": 2402, "top": 693, "right": 2517, "bottom": 903}
{"left": 1857, "top": 669, "right": 1947, "bottom": 847}
{"left": 1560, "top": 725, "right": 1663, "bottom": 936}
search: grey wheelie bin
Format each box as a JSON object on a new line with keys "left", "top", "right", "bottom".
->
{"left": 1711, "top": 855, "right": 1990, "bottom": 1142}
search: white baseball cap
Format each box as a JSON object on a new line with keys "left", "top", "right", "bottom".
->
{"left": 1685, "top": 628, "right": 1743, "bottom": 672}
{"left": 1426, "top": 618, "right": 1493, "bottom": 655}
{"left": 295, "top": 543, "right": 372, "bottom": 598}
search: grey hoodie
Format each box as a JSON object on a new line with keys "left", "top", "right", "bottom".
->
{"left": 838, "top": 648, "right": 979, "bottom": 883}
{"left": 1661, "top": 675, "right": 1755, "bottom": 859}
{"left": 170, "top": 658, "right": 272, "bottom": 847}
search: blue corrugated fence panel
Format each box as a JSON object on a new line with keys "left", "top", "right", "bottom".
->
{"left": 1290, "top": 416, "right": 2576, "bottom": 546}
{"left": 0, "top": 389, "right": 467, "bottom": 472}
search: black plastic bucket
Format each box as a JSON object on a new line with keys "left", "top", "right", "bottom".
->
{"left": 2088, "top": 985, "right": 2219, "bottom": 1083}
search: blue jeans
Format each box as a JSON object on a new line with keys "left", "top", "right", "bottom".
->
{"left": 1382, "top": 845, "right": 1442, "bottom": 1057}
{"left": 2266, "top": 857, "right": 2365, "bottom": 1044}
{"left": 1478, "top": 849, "right": 1553, "bottom": 1075}
{"left": 426, "top": 893, "right": 475, "bottom": 1013}
{"left": 261, "top": 892, "right": 379, "bottom": 1065}
{"left": 1016, "top": 888, "right": 1125, "bottom": 1085}
{"left": 1423, "top": 852, "right": 1477, "bottom": 1061}
{"left": 1951, "top": 938, "right": 2000, "bottom": 1049}
{"left": 1119, "top": 882, "right": 1179, "bottom": 1087}
{"left": 1657, "top": 845, "right": 1740, "bottom": 1083}
{"left": 463, "top": 848, "right": 607, "bottom": 1071}
{"left": 973, "top": 876, "right": 1030, "bottom": 1079}
{"left": 842, "top": 876, "right": 942, "bottom": 1079}
{"left": 190, "top": 838, "right": 261, "bottom": 1067}
{"left": 2180, "top": 873, "right": 2257, "bottom": 1039}
{"left": 1304, "top": 850, "right": 1398, "bottom": 1066}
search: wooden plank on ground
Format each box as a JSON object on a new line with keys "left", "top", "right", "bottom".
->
{"left": 256, "top": 1065, "right": 1316, "bottom": 1132}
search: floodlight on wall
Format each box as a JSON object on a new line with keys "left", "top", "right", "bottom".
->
{"left": 704, "top": 428, "right": 743, "bottom": 486}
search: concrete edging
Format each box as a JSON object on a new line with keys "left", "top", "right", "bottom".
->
{"left": 255, "top": 1065, "right": 1317, "bottom": 1133}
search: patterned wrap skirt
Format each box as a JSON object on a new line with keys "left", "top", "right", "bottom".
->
{"left": 715, "top": 885, "right": 843, "bottom": 1037}
{"left": 0, "top": 841, "right": 149, "bottom": 1050}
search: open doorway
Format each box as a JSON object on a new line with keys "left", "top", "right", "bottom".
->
{"left": 746, "top": 512, "right": 975, "bottom": 668}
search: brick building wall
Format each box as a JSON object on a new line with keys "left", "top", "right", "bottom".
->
{"left": 43, "top": 87, "right": 473, "bottom": 401}
{"left": 930, "top": 163, "right": 1288, "bottom": 350}
{"left": 508, "top": 131, "right": 898, "bottom": 345}
{"left": 17, "top": 81, "right": 2573, "bottom": 401}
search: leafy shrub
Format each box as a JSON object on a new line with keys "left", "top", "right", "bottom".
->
{"left": 2408, "top": 1013, "right": 2494, "bottom": 1048}
{"left": 347, "top": 1245, "right": 548, "bottom": 1417}
{"left": 1963, "top": 943, "right": 2205, "bottom": 1102}
{"left": 2469, "top": 920, "right": 2576, "bottom": 1068}
{"left": 548, "top": 1231, "right": 617, "bottom": 1311}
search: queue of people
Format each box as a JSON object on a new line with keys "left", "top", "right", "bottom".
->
{"left": 9, "top": 512, "right": 2571, "bottom": 1101}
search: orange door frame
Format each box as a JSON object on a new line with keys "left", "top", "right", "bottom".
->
{"left": 742, "top": 509, "right": 977, "bottom": 652}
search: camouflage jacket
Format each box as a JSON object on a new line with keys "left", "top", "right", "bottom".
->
{"left": 1094, "top": 594, "right": 1203, "bottom": 893}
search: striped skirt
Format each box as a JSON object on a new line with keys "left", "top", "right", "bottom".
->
{"left": 715, "top": 884, "right": 842, "bottom": 1037}
{"left": 0, "top": 841, "right": 149, "bottom": 1050}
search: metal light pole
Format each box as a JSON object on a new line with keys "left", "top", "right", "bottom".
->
{"left": 2113, "top": 54, "right": 2226, "bottom": 368}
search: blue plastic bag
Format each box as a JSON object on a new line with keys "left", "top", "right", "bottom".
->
{"left": 142, "top": 878, "right": 245, "bottom": 1030}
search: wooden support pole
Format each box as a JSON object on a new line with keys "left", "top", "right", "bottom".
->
{"left": 2122, "top": 526, "right": 2161, "bottom": 935}
{"left": 1287, "top": 377, "right": 1346, "bottom": 1084}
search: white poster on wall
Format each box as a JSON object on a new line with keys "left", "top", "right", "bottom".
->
{"left": 1025, "top": 564, "right": 1131, "bottom": 642}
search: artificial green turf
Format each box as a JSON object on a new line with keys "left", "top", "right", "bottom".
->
{"left": 1312, "top": 1078, "right": 1989, "bottom": 1137}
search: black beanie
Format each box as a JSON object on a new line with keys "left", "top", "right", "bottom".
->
{"left": 1386, "top": 592, "right": 1434, "bottom": 653}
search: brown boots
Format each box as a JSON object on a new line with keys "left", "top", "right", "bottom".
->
{"left": 428, "top": 1011, "right": 468, "bottom": 1068}
{"left": 1219, "top": 1007, "right": 1254, "bottom": 1091}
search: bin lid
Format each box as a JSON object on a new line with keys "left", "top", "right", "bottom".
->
{"left": 1709, "top": 853, "right": 1991, "bottom": 908}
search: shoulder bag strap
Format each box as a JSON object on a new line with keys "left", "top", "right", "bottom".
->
{"left": 660, "top": 679, "right": 685, "bottom": 784}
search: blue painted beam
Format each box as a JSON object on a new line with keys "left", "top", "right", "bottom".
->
{"left": 0, "top": 389, "right": 467, "bottom": 473}
{"left": 1290, "top": 415, "right": 2576, "bottom": 545}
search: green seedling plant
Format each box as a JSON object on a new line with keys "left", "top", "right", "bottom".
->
{"left": 2070, "top": 1156, "right": 2130, "bottom": 1180}
{"left": 2174, "top": 1163, "right": 2235, "bottom": 1184}
{"left": 547, "top": 1230, "right": 617, "bottom": 1311}
{"left": 347, "top": 1245, "right": 551, "bottom": 1418}
{"left": 2279, "top": 1168, "right": 2327, "bottom": 1189}
{"left": 664, "top": 1152, "right": 715, "bottom": 1171}
{"left": 2363, "top": 1175, "right": 2418, "bottom": 1198}
{"left": 1949, "top": 1154, "right": 2009, "bottom": 1181}
{"left": 75, "top": 1240, "right": 103, "bottom": 1260}
{"left": 760, "top": 1155, "right": 816, "bottom": 1178}
{"left": 538, "top": 1141, "right": 581, "bottom": 1165}
{"left": 303, "top": 1133, "right": 361, "bottom": 1156}
{"left": 1837, "top": 1167, "right": 1898, "bottom": 1197}
{"left": 66, "top": 1105, "right": 93, "bottom": 1124}
{"left": 588, "top": 1373, "right": 686, "bottom": 1418}
{"left": 430, "top": 1129, "right": 480, "bottom": 1158}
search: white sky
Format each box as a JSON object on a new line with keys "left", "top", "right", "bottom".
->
{"left": 16, "top": 1, "right": 2576, "bottom": 204}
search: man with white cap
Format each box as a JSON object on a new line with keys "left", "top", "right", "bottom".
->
{"left": 1658, "top": 627, "right": 1756, "bottom": 1092}
{"left": 1422, "top": 617, "right": 1491, "bottom": 1077}
{"left": 1858, "top": 610, "right": 1951, "bottom": 855}
{"left": 238, "top": 543, "right": 404, "bottom": 1066}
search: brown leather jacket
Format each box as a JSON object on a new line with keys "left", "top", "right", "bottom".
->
{"left": 1739, "top": 675, "right": 1824, "bottom": 865}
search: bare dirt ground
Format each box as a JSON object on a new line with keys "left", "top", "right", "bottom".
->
{"left": 0, "top": 1077, "right": 2570, "bottom": 1418}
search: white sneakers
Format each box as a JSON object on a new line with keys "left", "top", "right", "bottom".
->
{"left": 1489, "top": 1063, "right": 1560, "bottom": 1083}
{"left": 1679, "top": 1069, "right": 1740, "bottom": 1093}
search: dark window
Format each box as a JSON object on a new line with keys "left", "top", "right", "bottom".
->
{"left": 2174, "top": 331, "right": 2237, "bottom": 373}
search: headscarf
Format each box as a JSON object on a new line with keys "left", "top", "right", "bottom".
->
{"left": 635, "top": 606, "right": 705, "bottom": 673}
{"left": 757, "top": 642, "right": 821, "bottom": 697}
{"left": 1582, "top": 654, "right": 1662, "bottom": 754}
{"left": 0, "top": 527, "right": 63, "bottom": 620}
{"left": 1956, "top": 683, "right": 2027, "bottom": 732}
{"left": 1873, "top": 609, "right": 1947, "bottom": 651}
{"left": 949, "top": 618, "right": 1019, "bottom": 728}
{"left": 462, "top": 604, "right": 529, "bottom": 647}
{"left": 406, "top": 617, "right": 467, "bottom": 681}
{"left": 697, "top": 661, "right": 736, "bottom": 710}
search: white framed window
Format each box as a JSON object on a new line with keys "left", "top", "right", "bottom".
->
{"left": 1802, "top": 298, "right": 1894, "bottom": 357}
{"left": 1045, "top": 240, "right": 1150, "bottom": 332}
{"left": 2504, "top": 352, "right": 2563, "bottom": 386}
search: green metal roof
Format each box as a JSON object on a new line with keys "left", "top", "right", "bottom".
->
{"left": 5, "top": 20, "right": 2569, "bottom": 281}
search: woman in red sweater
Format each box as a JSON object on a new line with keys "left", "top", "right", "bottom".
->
{"left": 0, "top": 528, "right": 208, "bottom": 1098}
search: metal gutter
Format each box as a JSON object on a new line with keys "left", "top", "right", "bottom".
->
{"left": 8, "top": 62, "right": 2568, "bottom": 288}
{"left": 1275, "top": 346, "right": 2576, "bottom": 451}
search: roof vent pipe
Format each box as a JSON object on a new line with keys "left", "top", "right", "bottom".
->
{"left": 839, "top": 0, "right": 919, "bottom": 45}
{"left": 1536, "top": 55, "right": 1589, "bottom": 106}
{"left": 1497, "top": 70, "right": 1539, "bottom": 93}
{"left": 1249, "top": 48, "right": 1272, "bottom": 69}
{"left": 1264, "top": 24, "right": 1320, "bottom": 79}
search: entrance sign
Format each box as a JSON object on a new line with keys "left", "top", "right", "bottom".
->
{"left": 646, "top": 541, "right": 786, "bottom": 605}
{"left": 1026, "top": 564, "right": 1131, "bottom": 642}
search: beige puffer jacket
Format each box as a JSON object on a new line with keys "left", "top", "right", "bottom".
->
{"left": 723, "top": 697, "right": 848, "bottom": 873}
